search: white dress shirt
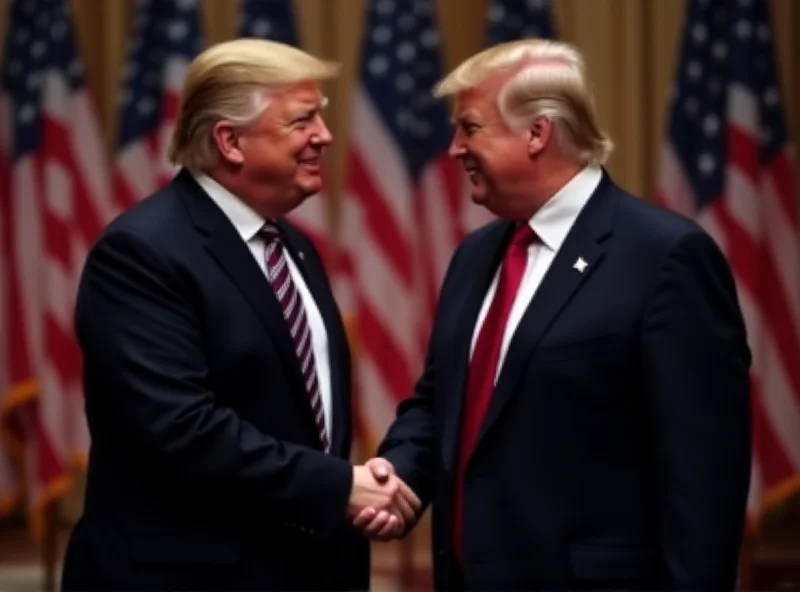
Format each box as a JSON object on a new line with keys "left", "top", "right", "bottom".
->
{"left": 193, "top": 173, "right": 333, "bottom": 436}
{"left": 470, "top": 165, "right": 603, "bottom": 382}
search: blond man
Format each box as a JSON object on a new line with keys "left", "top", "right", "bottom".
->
{"left": 357, "top": 39, "right": 751, "bottom": 590}
{"left": 61, "top": 39, "right": 419, "bottom": 592}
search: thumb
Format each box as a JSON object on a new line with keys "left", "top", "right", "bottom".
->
{"left": 366, "top": 457, "right": 394, "bottom": 481}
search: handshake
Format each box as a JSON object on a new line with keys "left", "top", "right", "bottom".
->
{"left": 346, "top": 458, "right": 421, "bottom": 541}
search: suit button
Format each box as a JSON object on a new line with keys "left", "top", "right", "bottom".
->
{"left": 436, "top": 550, "right": 445, "bottom": 558}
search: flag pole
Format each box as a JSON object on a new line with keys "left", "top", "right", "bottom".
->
{"left": 42, "top": 503, "right": 59, "bottom": 592}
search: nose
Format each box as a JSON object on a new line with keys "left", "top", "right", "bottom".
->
{"left": 448, "top": 133, "right": 466, "bottom": 159}
{"left": 311, "top": 115, "right": 333, "bottom": 146}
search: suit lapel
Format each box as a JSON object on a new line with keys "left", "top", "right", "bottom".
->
{"left": 441, "top": 222, "right": 515, "bottom": 473}
{"left": 277, "top": 221, "right": 350, "bottom": 456}
{"left": 471, "top": 175, "right": 617, "bottom": 455}
{"left": 175, "top": 171, "right": 316, "bottom": 434}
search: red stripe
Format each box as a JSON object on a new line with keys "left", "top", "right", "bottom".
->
{"left": 44, "top": 314, "right": 80, "bottom": 384}
{"left": 728, "top": 127, "right": 798, "bottom": 231}
{"left": 113, "top": 168, "right": 139, "bottom": 211}
{"left": 162, "top": 91, "right": 180, "bottom": 121}
{"left": 727, "top": 126, "right": 760, "bottom": 184}
{"left": 347, "top": 148, "right": 413, "bottom": 285}
{"left": 42, "top": 209, "right": 71, "bottom": 269}
{"left": 713, "top": 201, "right": 800, "bottom": 403}
{"left": 40, "top": 117, "right": 104, "bottom": 244}
{"left": 356, "top": 297, "right": 415, "bottom": 403}
{"left": 4, "top": 168, "right": 37, "bottom": 387}
{"left": 767, "top": 150, "right": 798, "bottom": 227}
{"left": 750, "top": 374, "right": 794, "bottom": 486}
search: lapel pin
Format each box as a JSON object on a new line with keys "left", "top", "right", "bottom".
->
{"left": 298, "top": 251, "right": 305, "bottom": 261}
{"left": 573, "top": 257, "right": 588, "bottom": 273}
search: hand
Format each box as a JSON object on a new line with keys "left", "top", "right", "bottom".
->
{"left": 350, "top": 458, "right": 421, "bottom": 540}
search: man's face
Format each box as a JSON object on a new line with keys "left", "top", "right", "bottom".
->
{"left": 237, "top": 80, "right": 331, "bottom": 214}
{"left": 448, "top": 78, "right": 533, "bottom": 218}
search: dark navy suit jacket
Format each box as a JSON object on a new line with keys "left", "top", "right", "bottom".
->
{"left": 61, "top": 170, "right": 368, "bottom": 591}
{"left": 378, "top": 172, "right": 751, "bottom": 591}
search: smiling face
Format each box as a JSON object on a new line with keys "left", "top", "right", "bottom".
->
{"left": 448, "top": 75, "right": 551, "bottom": 220}
{"left": 449, "top": 77, "right": 532, "bottom": 217}
{"left": 219, "top": 80, "right": 332, "bottom": 217}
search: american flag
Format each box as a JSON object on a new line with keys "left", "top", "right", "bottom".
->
{"left": 0, "top": 0, "right": 110, "bottom": 539}
{"left": 238, "top": 0, "right": 334, "bottom": 268}
{"left": 655, "top": 0, "right": 800, "bottom": 520}
{"left": 114, "top": 0, "right": 202, "bottom": 209}
{"left": 486, "top": 0, "right": 556, "bottom": 45}
{"left": 463, "top": 0, "right": 558, "bottom": 232}
{"left": 339, "top": 0, "right": 461, "bottom": 449}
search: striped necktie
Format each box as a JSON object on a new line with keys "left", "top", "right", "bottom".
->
{"left": 259, "top": 222, "right": 330, "bottom": 453}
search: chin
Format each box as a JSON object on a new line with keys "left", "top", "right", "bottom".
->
{"left": 471, "top": 190, "right": 489, "bottom": 205}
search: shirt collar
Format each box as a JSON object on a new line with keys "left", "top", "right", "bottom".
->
{"left": 527, "top": 165, "right": 602, "bottom": 251}
{"left": 192, "top": 171, "right": 266, "bottom": 242}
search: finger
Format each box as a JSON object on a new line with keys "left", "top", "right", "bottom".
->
{"left": 397, "top": 480, "right": 422, "bottom": 511}
{"left": 351, "top": 506, "right": 377, "bottom": 529}
{"left": 376, "top": 514, "right": 400, "bottom": 540}
{"left": 392, "top": 492, "right": 415, "bottom": 523}
{"left": 362, "top": 510, "right": 392, "bottom": 537}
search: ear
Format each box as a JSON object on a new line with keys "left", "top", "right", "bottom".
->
{"left": 527, "top": 116, "right": 553, "bottom": 158}
{"left": 211, "top": 121, "right": 245, "bottom": 166}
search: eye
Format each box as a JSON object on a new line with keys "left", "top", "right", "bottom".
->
{"left": 293, "top": 114, "right": 314, "bottom": 127}
{"left": 461, "top": 122, "right": 479, "bottom": 136}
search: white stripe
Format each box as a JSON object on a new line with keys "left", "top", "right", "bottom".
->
{"left": 344, "top": 200, "right": 418, "bottom": 364}
{"left": 725, "top": 167, "right": 761, "bottom": 242}
{"left": 283, "top": 288, "right": 298, "bottom": 320}
{"left": 358, "top": 356, "right": 400, "bottom": 437}
{"left": 298, "top": 324, "right": 312, "bottom": 360}
{"left": 761, "top": 169, "right": 800, "bottom": 342}
{"left": 290, "top": 308, "right": 303, "bottom": 339}
{"left": 13, "top": 157, "right": 44, "bottom": 371}
{"left": 45, "top": 260, "right": 74, "bottom": 331}
{"left": 419, "top": 163, "right": 457, "bottom": 297}
{"left": 462, "top": 190, "right": 496, "bottom": 233}
{"left": 287, "top": 193, "right": 327, "bottom": 237}
{"left": 117, "top": 144, "right": 158, "bottom": 201}
{"left": 727, "top": 83, "right": 758, "bottom": 138}
{"left": 44, "top": 162, "right": 72, "bottom": 222}
{"left": 706, "top": 208, "right": 800, "bottom": 471}
{"left": 73, "top": 91, "right": 115, "bottom": 224}
{"left": 40, "top": 360, "right": 70, "bottom": 456}
{"left": 656, "top": 144, "right": 697, "bottom": 217}
{"left": 42, "top": 67, "right": 70, "bottom": 121}
{"left": 739, "top": 286, "right": 800, "bottom": 469}
{"left": 350, "top": 88, "right": 414, "bottom": 240}
{"left": 747, "top": 460, "right": 763, "bottom": 512}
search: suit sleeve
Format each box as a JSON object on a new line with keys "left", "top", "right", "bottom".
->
{"left": 641, "top": 229, "right": 751, "bottom": 590}
{"left": 76, "top": 229, "right": 353, "bottom": 540}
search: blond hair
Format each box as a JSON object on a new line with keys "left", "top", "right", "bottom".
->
{"left": 168, "top": 38, "right": 341, "bottom": 170}
{"left": 434, "top": 39, "right": 613, "bottom": 165}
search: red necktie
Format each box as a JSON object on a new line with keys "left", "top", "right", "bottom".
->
{"left": 452, "top": 223, "right": 536, "bottom": 562}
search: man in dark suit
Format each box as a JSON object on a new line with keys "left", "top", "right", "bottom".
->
{"left": 354, "top": 39, "right": 752, "bottom": 590}
{"left": 61, "top": 38, "right": 419, "bottom": 592}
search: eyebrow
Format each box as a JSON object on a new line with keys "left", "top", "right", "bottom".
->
{"left": 451, "top": 115, "right": 478, "bottom": 125}
{"left": 288, "top": 99, "right": 329, "bottom": 120}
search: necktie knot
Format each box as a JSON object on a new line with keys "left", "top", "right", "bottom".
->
{"left": 511, "top": 223, "right": 536, "bottom": 248}
{"left": 259, "top": 221, "right": 281, "bottom": 243}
